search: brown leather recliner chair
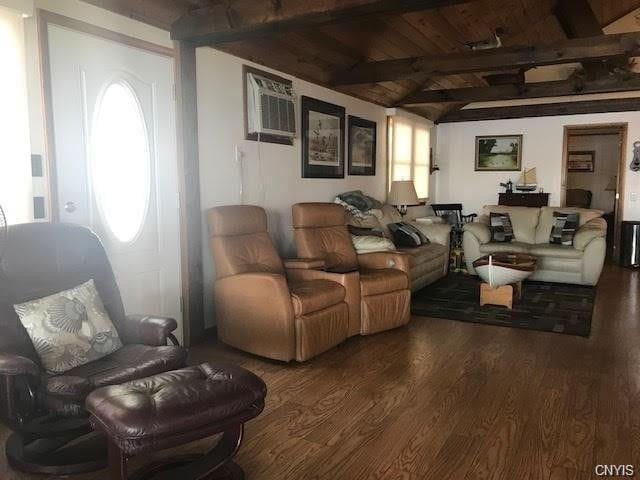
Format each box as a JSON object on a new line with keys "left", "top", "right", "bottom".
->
{"left": 290, "top": 203, "right": 411, "bottom": 336}
{"left": 0, "top": 222, "right": 187, "bottom": 475}
{"left": 208, "top": 205, "right": 349, "bottom": 362}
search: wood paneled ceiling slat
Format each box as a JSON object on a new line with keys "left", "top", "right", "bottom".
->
{"left": 80, "top": 0, "right": 640, "bottom": 121}
{"left": 589, "top": 0, "right": 640, "bottom": 26}
{"left": 172, "top": 0, "right": 472, "bottom": 45}
{"left": 80, "top": 0, "right": 187, "bottom": 29}
{"left": 396, "top": 9, "right": 488, "bottom": 95}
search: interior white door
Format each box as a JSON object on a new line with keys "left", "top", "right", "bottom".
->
{"left": 48, "top": 25, "right": 183, "bottom": 342}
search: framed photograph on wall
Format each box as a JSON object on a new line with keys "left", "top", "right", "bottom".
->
{"left": 301, "top": 96, "right": 345, "bottom": 178}
{"left": 348, "top": 116, "right": 376, "bottom": 176}
{"left": 568, "top": 151, "right": 595, "bottom": 172}
{"left": 475, "top": 134, "right": 523, "bottom": 171}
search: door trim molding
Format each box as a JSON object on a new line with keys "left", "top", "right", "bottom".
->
{"left": 38, "top": 10, "right": 204, "bottom": 346}
{"left": 561, "top": 122, "right": 627, "bottom": 261}
{"left": 38, "top": 10, "right": 174, "bottom": 58}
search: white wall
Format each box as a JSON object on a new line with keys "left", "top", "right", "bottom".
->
{"left": 196, "top": 48, "right": 391, "bottom": 252}
{"left": 196, "top": 48, "right": 393, "bottom": 325}
{"left": 435, "top": 113, "right": 640, "bottom": 221}
{"left": 567, "top": 134, "right": 619, "bottom": 212}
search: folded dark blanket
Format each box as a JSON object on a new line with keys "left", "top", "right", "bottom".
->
{"left": 337, "top": 190, "right": 383, "bottom": 213}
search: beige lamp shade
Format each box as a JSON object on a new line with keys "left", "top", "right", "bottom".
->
{"left": 605, "top": 176, "right": 617, "bottom": 191}
{"left": 388, "top": 180, "right": 419, "bottom": 207}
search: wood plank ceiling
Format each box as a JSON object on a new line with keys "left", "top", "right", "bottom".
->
{"left": 84, "top": 0, "right": 640, "bottom": 121}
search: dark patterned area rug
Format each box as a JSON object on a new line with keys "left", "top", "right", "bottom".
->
{"left": 412, "top": 274, "right": 595, "bottom": 337}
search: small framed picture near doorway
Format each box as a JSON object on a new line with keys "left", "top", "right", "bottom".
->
{"left": 348, "top": 116, "right": 377, "bottom": 176}
{"left": 301, "top": 96, "right": 345, "bottom": 178}
{"left": 568, "top": 151, "right": 595, "bottom": 172}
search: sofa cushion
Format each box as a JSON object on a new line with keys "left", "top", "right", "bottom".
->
{"left": 481, "top": 206, "right": 540, "bottom": 244}
{"left": 528, "top": 243, "right": 583, "bottom": 259}
{"left": 535, "top": 207, "right": 603, "bottom": 244}
{"left": 573, "top": 218, "right": 607, "bottom": 251}
{"left": 360, "top": 269, "right": 409, "bottom": 296}
{"left": 348, "top": 225, "right": 385, "bottom": 237}
{"left": 380, "top": 204, "right": 403, "bottom": 224}
{"left": 549, "top": 212, "right": 580, "bottom": 246}
{"left": 50, "top": 344, "right": 187, "bottom": 392}
{"left": 14, "top": 279, "right": 122, "bottom": 374}
{"left": 351, "top": 235, "right": 396, "bottom": 254}
{"left": 290, "top": 280, "right": 345, "bottom": 316}
{"left": 413, "top": 222, "right": 452, "bottom": 246}
{"left": 399, "top": 243, "right": 448, "bottom": 265}
{"left": 346, "top": 212, "right": 383, "bottom": 230}
{"left": 388, "top": 222, "right": 430, "bottom": 247}
{"left": 463, "top": 222, "right": 491, "bottom": 244}
{"left": 489, "top": 212, "right": 514, "bottom": 243}
{"left": 479, "top": 241, "right": 530, "bottom": 254}
{"left": 375, "top": 205, "right": 403, "bottom": 237}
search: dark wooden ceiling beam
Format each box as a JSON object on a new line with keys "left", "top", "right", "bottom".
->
{"left": 437, "top": 97, "right": 640, "bottom": 123}
{"left": 79, "top": 0, "right": 187, "bottom": 30}
{"left": 401, "top": 74, "right": 640, "bottom": 104}
{"left": 170, "top": 0, "right": 472, "bottom": 45}
{"left": 331, "top": 32, "right": 640, "bottom": 85}
{"left": 555, "top": 0, "right": 611, "bottom": 78}
{"left": 555, "top": 0, "right": 603, "bottom": 37}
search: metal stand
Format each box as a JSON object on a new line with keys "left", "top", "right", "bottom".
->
{"left": 109, "top": 424, "right": 246, "bottom": 480}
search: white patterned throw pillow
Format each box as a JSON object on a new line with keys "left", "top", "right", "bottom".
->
{"left": 14, "top": 279, "right": 122, "bottom": 374}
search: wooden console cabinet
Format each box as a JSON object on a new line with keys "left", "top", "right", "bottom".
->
{"left": 498, "top": 193, "right": 549, "bottom": 207}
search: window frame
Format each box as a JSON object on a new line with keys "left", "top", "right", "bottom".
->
{"left": 387, "top": 115, "right": 432, "bottom": 202}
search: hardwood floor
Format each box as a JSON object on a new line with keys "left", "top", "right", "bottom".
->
{"left": 1, "top": 263, "right": 638, "bottom": 479}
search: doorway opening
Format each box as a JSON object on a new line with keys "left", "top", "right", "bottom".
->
{"left": 562, "top": 124, "right": 627, "bottom": 261}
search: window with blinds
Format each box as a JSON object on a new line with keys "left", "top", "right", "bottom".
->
{"left": 388, "top": 115, "right": 431, "bottom": 200}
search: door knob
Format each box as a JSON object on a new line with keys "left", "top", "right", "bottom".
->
{"left": 64, "top": 201, "right": 76, "bottom": 213}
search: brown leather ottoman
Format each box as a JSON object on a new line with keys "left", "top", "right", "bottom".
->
{"left": 85, "top": 363, "right": 266, "bottom": 480}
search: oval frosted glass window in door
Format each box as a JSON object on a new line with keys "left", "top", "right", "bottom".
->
{"left": 90, "top": 81, "right": 151, "bottom": 243}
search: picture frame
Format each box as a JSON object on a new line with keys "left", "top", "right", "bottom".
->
{"left": 475, "top": 135, "right": 523, "bottom": 171}
{"left": 568, "top": 151, "right": 595, "bottom": 172}
{"left": 242, "top": 65, "right": 294, "bottom": 146}
{"left": 301, "top": 96, "right": 345, "bottom": 178}
{"left": 348, "top": 115, "right": 376, "bottom": 176}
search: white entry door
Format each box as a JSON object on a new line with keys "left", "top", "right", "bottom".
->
{"left": 48, "top": 25, "right": 183, "bottom": 342}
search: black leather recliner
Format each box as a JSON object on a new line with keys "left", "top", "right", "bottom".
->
{"left": 0, "top": 222, "right": 187, "bottom": 475}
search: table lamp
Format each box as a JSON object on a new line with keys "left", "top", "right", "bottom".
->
{"left": 388, "top": 180, "right": 419, "bottom": 216}
{"left": 605, "top": 176, "right": 617, "bottom": 192}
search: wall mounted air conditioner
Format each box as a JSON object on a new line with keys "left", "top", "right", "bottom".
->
{"left": 246, "top": 72, "right": 296, "bottom": 139}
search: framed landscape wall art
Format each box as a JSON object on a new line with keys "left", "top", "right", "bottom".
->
{"left": 301, "top": 96, "right": 345, "bottom": 178}
{"left": 348, "top": 116, "right": 377, "bottom": 176}
{"left": 568, "top": 151, "right": 595, "bottom": 172}
{"left": 475, "top": 134, "right": 523, "bottom": 171}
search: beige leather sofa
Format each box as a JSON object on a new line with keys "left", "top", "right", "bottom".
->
{"left": 463, "top": 205, "right": 607, "bottom": 286}
{"left": 346, "top": 205, "right": 451, "bottom": 291}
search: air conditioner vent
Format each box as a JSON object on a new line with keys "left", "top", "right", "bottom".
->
{"left": 247, "top": 72, "right": 296, "bottom": 139}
